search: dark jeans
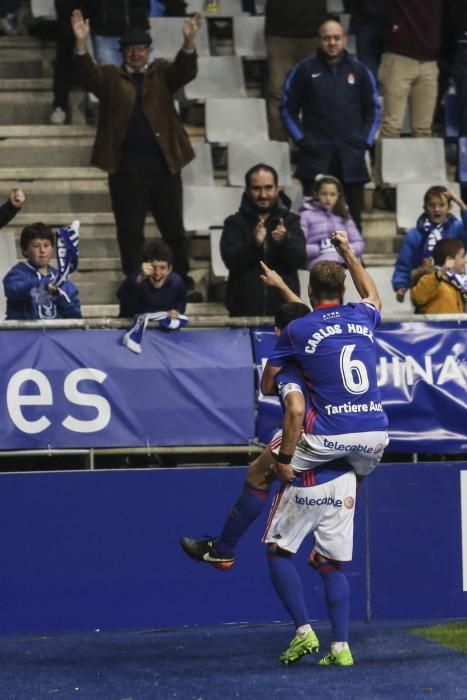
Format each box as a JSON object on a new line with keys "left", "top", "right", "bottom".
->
{"left": 354, "top": 21, "right": 385, "bottom": 89}
{"left": 108, "top": 152, "right": 189, "bottom": 278}
{"left": 53, "top": 0, "right": 82, "bottom": 111}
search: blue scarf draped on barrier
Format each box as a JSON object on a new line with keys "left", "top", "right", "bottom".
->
{"left": 123, "top": 312, "right": 189, "bottom": 353}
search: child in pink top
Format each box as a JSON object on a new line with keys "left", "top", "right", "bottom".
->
{"left": 299, "top": 175, "right": 364, "bottom": 269}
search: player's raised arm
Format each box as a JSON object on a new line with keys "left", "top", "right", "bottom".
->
{"left": 259, "top": 261, "right": 304, "bottom": 304}
{"left": 331, "top": 230, "right": 381, "bottom": 311}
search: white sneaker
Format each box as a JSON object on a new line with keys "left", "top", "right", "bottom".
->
{"left": 49, "top": 107, "right": 66, "bottom": 125}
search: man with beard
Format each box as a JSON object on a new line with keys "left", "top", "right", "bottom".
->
{"left": 220, "top": 163, "right": 306, "bottom": 317}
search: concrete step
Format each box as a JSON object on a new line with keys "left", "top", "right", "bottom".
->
{"left": 0, "top": 92, "right": 52, "bottom": 124}
{"left": 0, "top": 123, "right": 204, "bottom": 140}
{"left": 0, "top": 137, "right": 94, "bottom": 167}
{"left": 0, "top": 36, "right": 55, "bottom": 50}
{"left": 361, "top": 210, "right": 397, "bottom": 254}
{"left": 0, "top": 167, "right": 103, "bottom": 180}
{"left": 0, "top": 180, "right": 111, "bottom": 212}
{"left": 12, "top": 212, "right": 125, "bottom": 228}
{"left": 0, "top": 47, "right": 54, "bottom": 60}
{"left": 0, "top": 77, "right": 52, "bottom": 91}
{"left": 363, "top": 253, "right": 396, "bottom": 266}
{"left": 0, "top": 58, "right": 48, "bottom": 78}
{"left": 0, "top": 125, "right": 96, "bottom": 138}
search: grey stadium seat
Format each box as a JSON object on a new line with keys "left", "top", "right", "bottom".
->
{"left": 396, "top": 182, "right": 461, "bottom": 231}
{"left": 209, "top": 229, "right": 228, "bottom": 281}
{"left": 181, "top": 143, "right": 215, "bottom": 187}
{"left": 183, "top": 185, "right": 243, "bottom": 236}
{"left": 381, "top": 138, "right": 447, "bottom": 186}
{"left": 205, "top": 98, "right": 269, "bottom": 144}
{"left": 149, "top": 17, "right": 210, "bottom": 58}
{"left": 227, "top": 140, "right": 293, "bottom": 186}
{"left": 233, "top": 16, "right": 267, "bottom": 59}
{"left": 184, "top": 57, "right": 247, "bottom": 101}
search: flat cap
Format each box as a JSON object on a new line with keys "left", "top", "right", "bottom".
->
{"left": 119, "top": 28, "right": 152, "bottom": 48}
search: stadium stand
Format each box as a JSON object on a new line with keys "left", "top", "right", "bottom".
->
{"left": 183, "top": 185, "right": 243, "bottom": 236}
{"left": 227, "top": 140, "right": 293, "bottom": 186}
{"left": 232, "top": 15, "right": 267, "bottom": 59}
{"left": 0, "top": 13, "right": 457, "bottom": 319}
{"left": 183, "top": 56, "right": 247, "bottom": 101}
{"left": 381, "top": 137, "right": 447, "bottom": 185}
{"left": 149, "top": 17, "right": 211, "bottom": 58}
{"left": 181, "top": 142, "right": 215, "bottom": 186}
{"left": 205, "top": 97, "right": 269, "bottom": 144}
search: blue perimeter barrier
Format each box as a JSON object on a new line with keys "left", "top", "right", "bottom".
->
{"left": 0, "top": 462, "right": 465, "bottom": 635}
{"left": 0, "top": 321, "right": 465, "bottom": 453}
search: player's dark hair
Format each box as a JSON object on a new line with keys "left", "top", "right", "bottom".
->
{"left": 432, "top": 238, "right": 464, "bottom": 266}
{"left": 423, "top": 185, "right": 449, "bottom": 206}
{"left": 245, "top": 163, "right": 279, "bottom": 188}
{"left": 309, "top": 261, "right": 346, "bottom": 302}
{"left": 275, "top": 302, "right": 310, "bottom": 330}
{"left": 142, "top": 239, "right": 173, "bottom": 264}
{"left": 312, "top": 174, "right": 350, "bottom": 220}
{"left": 20, "top": 222, "right": 54, "bottom": 253}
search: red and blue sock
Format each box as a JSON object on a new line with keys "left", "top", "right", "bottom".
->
{"left": 214, "top": 481, "right": 269, "bottom": 557}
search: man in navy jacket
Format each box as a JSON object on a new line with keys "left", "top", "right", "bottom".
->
{"left": 280, "top": 16, "right": 380, "bottom": 232}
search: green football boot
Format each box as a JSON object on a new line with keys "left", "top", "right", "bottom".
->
{"left": 279, "top": 629, "right": 320, "bottom": 665}
{"left": 319, "top": 647, "right": 354, "bottom": 667}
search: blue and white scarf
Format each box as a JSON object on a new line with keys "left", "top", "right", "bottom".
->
{"left": 446, "top": 270, "right": 467, "bottom": 295}
{"left": 55, "top": 220, "right": 80, "bottom": 287}
{"left": 417, "top": 212, "right": 456, "bottom": 263}
{"left": 123, "top": 312, "right": 189, "bottom": 354}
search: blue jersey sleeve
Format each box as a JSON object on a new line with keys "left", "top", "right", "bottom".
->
{"left": 268, "top": 323, "right": 299, "bottom": 367}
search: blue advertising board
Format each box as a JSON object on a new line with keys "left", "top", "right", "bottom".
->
{"left": 0, "top": 328, "right": 255, "bottom": 448}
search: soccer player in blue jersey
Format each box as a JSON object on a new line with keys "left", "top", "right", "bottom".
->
{"left": 181, "top": 302, "right": 313, "bottom": 570}
{"left": 182, "top": 231, "right": 388, "bottom": 667}
{"left": 257, "top": 230, "right": 388, "bottom": 666}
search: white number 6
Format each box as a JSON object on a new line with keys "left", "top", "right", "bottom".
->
{"left": 339, "top": 344, "right": 369, "bottom": 395}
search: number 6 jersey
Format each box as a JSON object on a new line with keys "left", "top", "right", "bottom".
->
{"left": 268, "top": 302, "right": 389, "bottom": 435}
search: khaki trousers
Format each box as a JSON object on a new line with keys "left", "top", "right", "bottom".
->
{"left": 374, "top": 52, "right": 439, "bottom": 185}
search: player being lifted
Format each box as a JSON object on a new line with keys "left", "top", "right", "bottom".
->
{"left": 181, "top": 231, "right": 389, "bottom": 666}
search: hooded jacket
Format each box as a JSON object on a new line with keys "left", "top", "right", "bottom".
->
{"left": 410, "top": 266, "right": 466, "bottom": 313}
{"left": 391, "top": 210, "right": 467, "bottom": 292}
{"left": 299, "top": 197, "right": 364, "bottom": 269}
{"left": 220, "top": 191, "right": 306, "bottom": 317}
{"left": 3, "top": 262, "right": 82, "bottom": 320}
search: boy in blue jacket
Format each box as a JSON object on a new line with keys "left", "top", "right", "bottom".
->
{"left": 392, "top": 186, "right": 467, "bottom": 303}
{"left": 3, "top": 222, "right": 81, "bottom": 320}
{"left": 117, "top": 239, "right": 187, "bottom": 318}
